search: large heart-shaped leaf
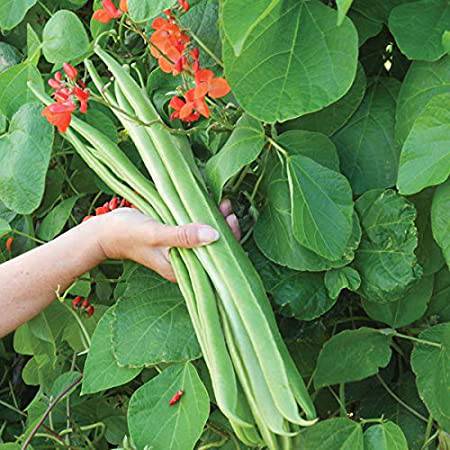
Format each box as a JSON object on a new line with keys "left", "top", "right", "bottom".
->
{"left": 333, "top": 78, "right": 400, "bottom": 194}
{"left": 362, "top": 275, "right": 433, "bottom": 328}
{"left": 288, "top": 154, "right": 354, "bottom": 261}
{"left": 221, "top": 0, "right": 280, "bottom": 55}
{"left": 0, "top": 103, "right": 54, "bottom": 214}
{"left": 314, "top": 327, "right": 392, "bottom": 388}
{"left": 82, "top": 307, "right": 141, "bottom": 395}
{"left": 282, "top": 64, "right": 367, "bottom": 136}
{"left": 411, "top": 322, "right": 450, "bottom": 431}
{"left": 389, "top": 0, "right": 450, "bottom": 62}
{"left": 42, "top": 10, "right": 90, "bottom": 64}
{"left": 128, "top": 363, "right": 209, "bottom": 450}
{"left": 205, "top": 115, "right": 265, "bottom": 202}
{"left": 397, "top": 93, "right": 450, "bottom": 195}
{"left": 354, "top": 189, "right": 422, "bottom": 303}
{"left": 432, "top": 180, "right": 450, "bottom": 269}
{"left": 364, "top": 421, "right": 408, "bottom": 450}
{"left": 113, "top": 266, "right": 201, "bottom": 367}
{"left": 301, "top": 418, "right": 364, "bottom": 450}
{"left": 0, "top": 0, "right": 37, "bottom": 30}
{"left": 396, "top": 57, "right": 450, "bottom": 146}
{"left": 222, "top": 0, "right": 358, "bottom": 122}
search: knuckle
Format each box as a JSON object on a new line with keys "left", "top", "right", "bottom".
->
{"left": 176, "top": 226, "right": 195, "bottom": 247}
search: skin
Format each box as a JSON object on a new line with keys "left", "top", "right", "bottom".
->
{"left": 0, "top": 200, "right": 240, "bottom": 338}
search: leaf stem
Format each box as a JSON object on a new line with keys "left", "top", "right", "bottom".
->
{"left": 376, "top": 374, "right": 428, "bottom": 423}
{"left": 393, "top": 331, "right": 442, "bottom": 349}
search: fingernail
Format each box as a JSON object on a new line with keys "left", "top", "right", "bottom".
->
{"left": 197, "top": 226, "right": 220, "bottom": 244}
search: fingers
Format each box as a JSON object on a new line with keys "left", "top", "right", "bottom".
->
{"left": 151, "top": 223, "right": 220, "bottom": 248}
{"left": 226, "top": 214, "right": 241, "bottom": 241}
{"left": 219, "top": 199, "right": 233, "bottom": 217}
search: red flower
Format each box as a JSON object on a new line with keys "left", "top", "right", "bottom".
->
{"left": 42, "top": 101, "right": 76, "bottom": 133}
{"left": 195, "top": 69, "right": 231, "bottom": 99}
{"left": 150, "top": 17, "right": 190, "bottom": 74}
{"left": 73, "top": 85, "right": 90, "bottom": 113}
{"left": 169, "top": 88, "right": 208, "bottom": 122}
{"left": 63, "top": 63, "right": 78, "bottom": 81}
{"left": 5, "top": 237, "right": 13, "bottom": 253}
{"left": 119, "top": 0, "right": 128, "bottom": 13}
{"left": 177, "top": 0, "right": 190, "bottom": 12}
{"left": 93, "top": 0, "right": 123, "bottom": 23}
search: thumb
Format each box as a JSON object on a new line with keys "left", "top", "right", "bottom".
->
{"left": 153, "top": 223, "right": 220, "bottom": 248}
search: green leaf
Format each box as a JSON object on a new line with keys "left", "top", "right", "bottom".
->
{"left": 0, "top": 217, "right": 11, "bottom": 238}
{"left": 128, "top": 363, "right": 209, "bottom": 450}
{"left": 37, "top": 196, "right": 78, "bottom": 241}
{"left": 0, "top": 42, "right": 22, "bottom": 73}
{"left": 427, "top": 267, "right": 450, "bottom": 322}
{"left": 432, "top": 180, "right": 450, "bottom": 269}
{"left": 301, "top": 418, "right": 364, "bottom": 450}
{"left": 315, "top": 327, "right": 393, "bottom": 388}
{"left": 288, "top": 155, "right": 354, "bottom": 261}
{"left": 128, "top": 0, "right": 177, "bottom": 22}
{"left": 221, "top": 0, "right": 280, "bottom": 55}
{"left": 0, "top": 0, "right": 37, "bottom": 30}
{"left": 333, "top": 78, "right": 401, "bottom": 195}
{"left": 396, "top": 56, "right": 450, "bottom": 146}
{"left": 49, "top": 371, "right": 81, "bottom": 398}
{"left": 179, "top": 0, "right": 221, "bottom": 68}
{"left": 281, "top": 64, "right": 367, "bottom": 136}
{"left": 205, "top": 115, "right": 265, "bottom": 202}
{"left": 0, "top": 61, "right": 44, "bottom": 118}
{"left": 324, "top": 267, "right": 361, "bottom": 300}
{"left": 42, "top": 10, "right": 90, "bottom": 64}
{"left": 222, "top": 0, "right": 358, "bottom": 123}
{"left": 397, "top": 93, "right": 450, "bottom": 195}
{"left": 82, "top": 307, "right": 141, "bottom": 395}
{"left": 277, "top": 130, "right": 340, "bottom": 171}
{"left": 337, "top": 0, "right": 354, "bottom": 25}
{"left": 0, "top": 103, "right": 54, "bottom": 215}
{"left": 348, "top": 10, "right": 383, "bottom": 46}
{"left": 352, "top": 0, "right": 409, "bottom": 23}
{"left": 254, "top": 158, "right": 361, "bottom": 271}
{"left": 412, "top": 188, "right": 445, "bottom": 276}
{"left": 354, "top": 189, "right": 422, "bottom": 303}
{"left": 272, "top": 272, "right": 336, "bottom": 321}
{"left": 363, "top": 421, "right": 408, "bottom": 450}
{"left": 389, "top": 0, "right": 450, "bottom": 62}
{"left": 27, "top": 23, "right": 41, "bottom": 65}
{"left": 113, "top": 266, "right": 201, "bottom": 367}
{"left": 443, "top": 30, "right": 450, "bottom": 53}
{"left": 362, "top": 275, "right": 434, "bottom": 328}
{"left": 411, "top": 322, "right": 450, "bottom": 431}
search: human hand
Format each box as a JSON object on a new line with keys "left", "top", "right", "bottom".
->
{"left": 96, "top": 199, "right": 240, "bottom": 282}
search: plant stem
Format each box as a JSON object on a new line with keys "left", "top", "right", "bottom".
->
{"left": 339, "top": 384, "right": 346, "bottom": 417}
{"left": 21, "top": 376, "right": 82, "bottom": 449}
{"left": 393, "top": 331, "right": 442, "bottom": 349}
{"left": 189, "top": 30, "right": 223, "bottom": 67}
{"left": 12, "top": 229, "right": 45, "bottom": 244}
{"left": 376, "top": 374, "right": 428, "bottom": 423}
{"left": 61, "top": 301, "right": 91, "bottom": 349}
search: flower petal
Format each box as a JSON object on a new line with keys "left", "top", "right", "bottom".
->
{"left": 208, "top": 77, "right": 231, "bottom": 98}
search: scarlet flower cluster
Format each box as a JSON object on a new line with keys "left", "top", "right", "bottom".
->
{"left": 82, "top": 196, "right": 134, "bottom": 223}
{"left": 42, "top": 63, "right": 90, "bottom": 133}
{"left": 93, "top": 0, "right": 128, "bottom": 24}
{"left": 72, "top": 296, "right": 95, "bottom": 317}
{"left": 149, "top": 4, "right": 231, "bottom": 123}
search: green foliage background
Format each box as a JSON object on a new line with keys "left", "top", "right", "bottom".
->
{"left": 0, "top": 0, "right": 449, "bottom": 449}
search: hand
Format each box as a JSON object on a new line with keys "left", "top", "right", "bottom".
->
{"left": 96, "top": 199, "right": 240, "bottom": 282}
